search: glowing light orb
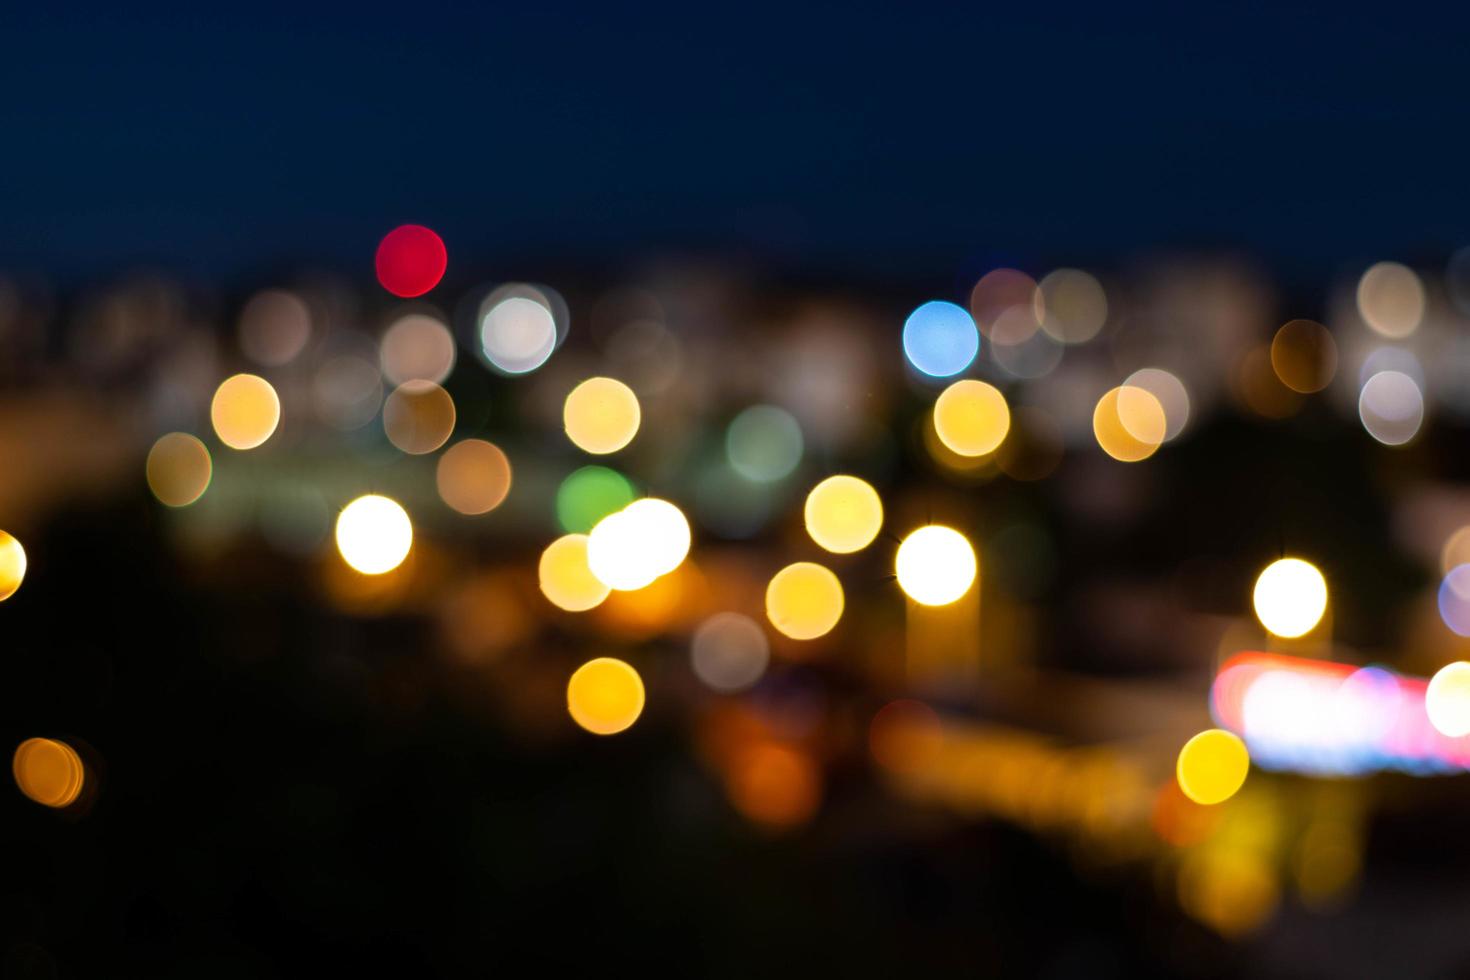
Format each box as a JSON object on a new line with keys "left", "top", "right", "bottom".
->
{"left": 1092, "top": 385, "right": 1166, "bottom": 462}
{"left": 932, "top": 379, "right": 1010, "bottom": 457}
{"left": 335, "top": 494, "right": 413, "bottom": 575}
{"left": 563, "top": 377, "right": 640, "bottom": 454}
{"left": 0, "top": 531, "right": 26, "bottom": 602}
{"left": 145, "top": 432, "right": 212, "bottom": 507}
{"left": 538, "top": 534, "right": 610, "bottom": 612}
{"left": 380, "top": 312, "right": 456, "bottom": 385}
{"left": 726, "top": 405, "right": 803, "bottom": 482}
{"left": 375, "top": 224, "right": 447, "bottom": 298}
{"left": 1358, "top": 370, "right": 1424, "bottom": 447}
{"left": 567, "top": 657, "right": 645, "bottom": 735}
{"left": 13, "top": 738, "right": 84, "bottom": 808}
{"left": 1426, "top": 661, "right": 1470, "bottom": 737}
{"left": 1439, "top": 565, "right": 1470, "bottom": 636}
{"left": 587, "top": 509, "right": 659, "bottom": 591}
{"left": 1356, "top": 261, "right": 1424, "bottom": 338}
{"left": 382, "top": 380, "right": 456, "bottom": 455}
{"left": 479, "top": 290, "right": 558, "bottom": 375}
{"left": 1176, "top": 729, "right": 1250, "bottom": 805}
{"left": 436, "top": 439, "right": 511, "bottom": 515}
{"left": 1270, "top": 319, "right": 1337, "bottom": 394}
{"left": 210, "top": 373, "right": 281, "bottom": 450}
{"left": 622, "top": 498, "right": 691, "bottom": 577}
{"left": 690, "top": 612, "right": 770, "bottom": 692}
{"left": 803, "top": 475, "right": 883, "bottom": 554}
{"left": 1252, "top": 558, "right": 1327, "bottom": 638}
{"left": 765, "top": 562, "right": 844, "bottom": 640}
{"left": 556, "top": 466, "right": 636, "bottom": 533}
{"left": 902, "top": 300, "right": 979, "bottom": 378}
{"left": 586, "top": 498, "right": 691, "bottom": 591}
{"left": 895, "top": 525, "right": 976, "bottom": 606}
{"left": 1123, "top": 368, "right": 1190, "bottom": 442}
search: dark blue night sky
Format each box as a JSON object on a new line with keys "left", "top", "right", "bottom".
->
{"left": 3, "top": 0, "right": 1468, "bottom": 283}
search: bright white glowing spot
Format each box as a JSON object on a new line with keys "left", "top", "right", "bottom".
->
{"left": 587, "top": 509, "right": 659, "bottom": 591}
{"left": 586, "top": 498, "right": 690, "bottom": 591}
{"left": 480, "top": 291, "right": 557, "bottom": 375}
{"left": 1124, "top": 367, "right": 1190, "bottom": 442}
{"left": 335, "top": 494, "right": 413, "bottom": 575}
{"left": 623, "top": 498, "right": 691, "bottom": 577}
{"left": 1252, "top": 558, "right": 1327, "bottom": 638}
{"left": 1358, "top": 370, "right": 1424, "bottom": 446}
{"left": 691, "top": 612, "right": 770, "bottom": 692}
{"left": 380, "top": 312, "right": 456, "bottom": 385}
{"left": 1426, "top": 662, "right": 1470, "bottom": 737}
{"left": 1357, "top": 261, "right": 1425, "bottom": 339}
{"left": 895, "top": 526, "right": 977, "bottom": 606}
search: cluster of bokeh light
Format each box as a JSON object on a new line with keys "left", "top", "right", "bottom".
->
{"left": 21, "top": 222, "right": 1470, "bottom": 944}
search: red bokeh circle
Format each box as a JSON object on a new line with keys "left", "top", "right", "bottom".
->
{"left": 375, "top": 225, "right": 447, "bottom": 298}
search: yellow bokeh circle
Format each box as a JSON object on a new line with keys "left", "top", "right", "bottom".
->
{"left": 765, "top": 562, "right": 844, "bottom": 640}
{"left": 932, "top": 379, "right": 1010, "bottom": 457}
{"left": 803, "top": 475, "right": 883, "bottom": 554}
{"left": 0, "top": 531, "right": 27, "bottom": 602}
{"left": 1092, "top": 385, "right": 1165, "bottom": 462}
{"left": 567, "top": 657, "right": 646, "bottom": 735}
{"left": 211, "top": 373, "right": 281, "bottom": 450}
{"left": 564, "top": 377, "right": 641, "bottom": 454}
{"left": 1176, "top": 728, "right": 1250, "bottom": 805}
{"left": 539, "top": 534, "right": 611, "bottom": 612}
